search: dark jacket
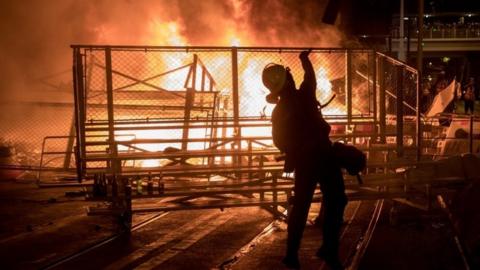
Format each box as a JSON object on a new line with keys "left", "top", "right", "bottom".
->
{"left": 271, "top": 53, "right": 331, "bottom": 172}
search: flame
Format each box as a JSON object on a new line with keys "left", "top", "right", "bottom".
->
{"left": 239, "top": 57, "right": 272, "bottom": 117}
{"left": 148, "top": 19, "right": 188, "bottom": 46}
{"left": 230, "top": 36, "right": 241, "bottom": 47}
{"left": 316, "top": 67, "right": 332, "bottom": 100}
{"left": 315, "top": 66, "right": 343, "bottom": 115}
{"left": 107, "top": 20, "right": 345, "bottom": 168}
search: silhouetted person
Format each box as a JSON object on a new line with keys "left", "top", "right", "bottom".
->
{"left": 464, "top": 77, "right": 476, "bottom": 114}
{"left": 263, "top": 50, "right": 346, "bottom": 269}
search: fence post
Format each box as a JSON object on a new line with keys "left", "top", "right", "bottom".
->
{"left": 416, "top": 71, "right": 422, "bottom": 161}
{"left": 345, "top": 50, "right": 353, "bottom": 127}
{"left": 378, "top": 56, "right": 386, "bottom": 143}
{"left": 105, "top": 47, "right": 118, "bottom": 173}
{"left": 232, "top": 48, "right": 240, "bottom": 126}
{"left": 181, "top": 54, "right": 197, "bottom": 152}
{"left": 396, "top": 65, "right": 404, "bottom": 157}
{"left": 63, "top": 117, "right": 76, "bottom": 170}
{"left": 73, "top": 48, "right": 86, "bottom": 181}
{"left": 231, "top": 48, "right": 241, "bottom": 169}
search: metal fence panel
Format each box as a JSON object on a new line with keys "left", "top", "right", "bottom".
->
{"left": 2, "top": 46, "right": 433, "bottom": 177}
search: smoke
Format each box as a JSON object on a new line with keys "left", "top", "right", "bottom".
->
{"left": 174, "top": 0, "right": 345, "bottom": 46}
{"left": 243, "top": 0, "right": 344, "bottom": 46}
{"left": 0, "top": 0, "right": 348, "bottom": 162}
{"left": 0, "top": 0, "right": 345, "bottom": 97}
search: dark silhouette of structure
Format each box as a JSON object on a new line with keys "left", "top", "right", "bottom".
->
{"left": 263, "top": 50, "right": 347, "bottom": 269}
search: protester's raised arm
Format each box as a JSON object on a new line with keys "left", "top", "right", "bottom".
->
{"left": 299, "top": 50, "right": 316, "bottom": 95}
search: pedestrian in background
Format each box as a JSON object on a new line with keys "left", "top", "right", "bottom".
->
{"left": 464, "top": 77, "right": 476, "bottom": 114}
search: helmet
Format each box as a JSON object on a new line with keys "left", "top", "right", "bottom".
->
{"left": 262, "top": 63, "right": 287, "bottom": 93}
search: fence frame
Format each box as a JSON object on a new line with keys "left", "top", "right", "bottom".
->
{"left": 71, "top": 45, "right": 422, "bottom": 181}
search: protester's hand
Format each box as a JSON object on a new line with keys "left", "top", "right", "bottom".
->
{"left": 299, "top": 49, "right": 312, "bottom": 60}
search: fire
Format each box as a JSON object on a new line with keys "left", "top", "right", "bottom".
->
{"left": 315, "top": 67, "right": 343, "bottom": 115}
{"left": 109, "top": 20, "right": 342, "bottom": 168}
{"left": 227, "top": 32, "right": 242, "bottom": 47}
{"left": 316, "top": 67, "right": 333, "bottom": 101}
{"left": 148, "top": 19, "right": 188, "bottom": 46}
{"left": 239, "top": 57, "right": 272, "bottom": 117}
{"left": 230, "top": 37, "right": 241, "bottom": 47}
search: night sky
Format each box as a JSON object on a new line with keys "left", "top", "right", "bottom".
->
{"left": 347, "top": 0, "right": 480, "bottom": 35}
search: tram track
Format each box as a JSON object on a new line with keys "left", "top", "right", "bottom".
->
{"left": 40, "top": 198, "right": 384, "bottom": 270}
{"left": 104, "top": 210, "right": 233, "bottom": 269}
{"left": 217, "top": 211, "right": 287, "bottom": 269}
{"left": 41, "top": 211, "right": 169, "bottom": 270}
{"left": 346, "top": 199, "right": 384, "bottom": 270}
{"left": 220, "top": 199, "right": 383, "bottom": 270}
{"left": 39, "top": 206, "right": 269, "bottom": 270}
{"left": 437, "top": 195, "right": 471, "bottom": 270}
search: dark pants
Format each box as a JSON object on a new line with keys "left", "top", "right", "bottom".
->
{"left": 286, "top": 153, "right": 347, "bottom": 257}
{"left": 465, "top": 100, "right": 474, "bottom": 114}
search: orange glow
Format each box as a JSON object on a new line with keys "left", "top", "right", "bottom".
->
{"left": 230, "top": 36, "right": 241, "bottom": 47}
{"left": 107, "top": 20, "right": 343, "bottom": 168}
{"left": 148, "top": 20, "right": 188, "bottom": 46}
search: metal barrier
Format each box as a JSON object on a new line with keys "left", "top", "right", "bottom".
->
{"left": 67, "top": 45, "right": 430, "bottom": 226}
{"left": 0, "top": 46, "right": 425, "bottom": 177}
{"left": 422, "top": 114, "right": 480, "bottom": 158}
{"left": 71, "top": 45, "right": 422, "bottom": 174}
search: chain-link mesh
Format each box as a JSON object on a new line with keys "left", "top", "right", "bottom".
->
{"left": 0, "top": 71, "right": 74, "bottom": 169}
{"left": 6, "top": 45, "right": 480, "bottom": 178}
{"left": 236, "top": 49, "right": 377, "bottom": 118}
{"left": 73, "top": 47, "right": 389, "bottom": 173}
{"left": 1, "top": 46, "right": 428, "bottom": 175}
{"left": 375, "top": 53, "right": 419, "bottom": 156}
{"left": 80, "top": 47, "right": 376, "bottom": 120}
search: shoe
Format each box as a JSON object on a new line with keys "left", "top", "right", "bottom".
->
{"left": 282, "top": 255, "right": 301, "bottom": 269}
{"left": 316, "top": 247, "right": 344, "bottom": 270}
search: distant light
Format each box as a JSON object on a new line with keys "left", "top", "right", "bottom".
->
{"left": 425, "top": 14, "right": 430, "bottom": 18}
{"left": 404, "top": 17, "right": 409, "bottom": 20}
{"left": 442, "top": 57, "right": 450, "bottom": 63}
{"left": 467, "top": 14, "right": 473, "bottom": 17}
{"left": 361, "top": 35, "right": 367, "bottom": 38}
{"left": 429, "top": 62, "right": 433, "bottom": 66}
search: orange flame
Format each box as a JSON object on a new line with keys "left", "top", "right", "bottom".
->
{"left": 111, "top": 21, "right": 341, "bottom": 168}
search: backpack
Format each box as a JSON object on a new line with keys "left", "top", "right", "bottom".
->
{"left": 332, "top": 142, "right": 367, "bottom": 176}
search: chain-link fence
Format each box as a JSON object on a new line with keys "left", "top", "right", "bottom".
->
{"left": 0, "top": 70, "right": 74, "bottom": 171}
{"left": 374, "top": 52, "right": 420, "bottom": 159}
{"left": 78, "top": 47, "right": 377, "bottom": 120}
{"left": 1, "top": 46, "right": 426, "bottom": 178}
{"left": 72, "top": 46, "right": 387, "bottom": 174}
